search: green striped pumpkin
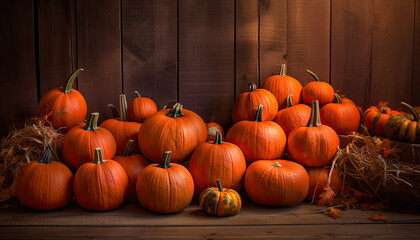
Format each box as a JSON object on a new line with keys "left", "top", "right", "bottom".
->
{"left": 199, "top": 179, "right": 241, "bottom": 216}
{"left": 385, "top": 102, "right": 420, "bottom": 143}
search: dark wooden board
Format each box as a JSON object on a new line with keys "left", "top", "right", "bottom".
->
{"left": 413, "top": 0, "right": 420, "bottom": 106}
{"left": 178, "top": 0, "right": 235, "bottom": 129}
{"left": 122, "top": 0, "right": 177, "bottom": 109}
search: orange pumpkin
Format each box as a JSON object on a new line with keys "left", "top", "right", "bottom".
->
{"left": 363, "top": 102, "right": 401, "bottom": 136}
{"left": 302, "top": 70, "right": 334, "bottom": 105}
{"left": 273, "top": 94, "right": 311, "bottom": 136}
{"left": 262, "top": 64, "right": 303, "bottom": 109}
{"left": 232, "top": 82, "right": 278, "bottom": 122}
{"left": 136, "top": 151, "right": 194, "bottom": 213}
{"left": 226, "top": 105, "right": 287, "bottom": 165}
{"left": 128, "top": 90, "right": 158, "bottom": 122}
{"left": 244, "top": 160, "right": 309, "bottom": 206}
{"left": 189, "top": 131, "right": 246, "bottom": 196}
{"left": 306, "top": 167, "right": 342, "bottom": 202}
{"left": 39, "top": 68, "right": 87, "bottom": 132}
{"left": 74, "top": 148, "right": 128, "bottom": 211}
{"left": 385, "top": 102, "right": 420, "bottom": 143}
{"left": 288, "top": 100, "right": 340, "bottom": 167}
{"left": 114, "top": 140, "right": 150, "bottom": 202}
{"left": 334, "top": 90, "right": 355, "bottom": 105}
{"left": 62, "top": 112, "right": 116, "bottom": 170}
{"left": 206, "top": 122, "right": 225, "bottom": 141}
{"left": 199, "top": 179, "right": 242, "bottom": 216}
{"left": 138, "top": 103, "right": 207, "bottom": 163}
{"left": 15, "top": 148, "right": 73, "bottom": 210}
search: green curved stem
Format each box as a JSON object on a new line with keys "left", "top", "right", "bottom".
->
{"left": 401, "top": 102, "right": 419, "bottom": 121}
{"left": 62, "top": 68, "right": 84, "bottom": 93}
{"left": 83, "top": 112, "right": 100, "bottom": 131}
{"left": 248, "top": 82, "right": 257, "bottom": 92}
{"left": 286, "top": 94, "right": 294, "bottom": 108}
{"left": 158, "top": 151, "right": 172, "bottom": 169}
{"left": 307, "top": 69, "right": 320, "bottom": 82}
{"left": 334, "top": 93, "right": 342, "bottom": 104}
{"left": 123, "top": 140, "right": 134, "bottom": 157}
{"left": 135, "top": 91, "right": 141, "bottom": 98}
{"left": 272, "top": 162, "right": 282, "bottom": 167}
{"left": 119, "top": 94, "right": 130, "bottom": 121}
{"left": 216, "top": 179, "right": 223, "bottom": 192}
{"left": 107, "top": 104, "right": 120, "bottom": 119}
{"left": 213, "top": 131, "right": 224, "bottom": 145}
{"left": 38, "top": 147, "right": 52, "bottom": 164}
{"left": 254, "top": 105, "right": 263, "bottom": 122}
{"left": 94, "top": 148, "right": 106, "bottom": 164}
{"left": 166, "top": 103, "right": 184, "bottom": 118}
{"left": 308, "top": 100, "right": 322, "bottom": 127}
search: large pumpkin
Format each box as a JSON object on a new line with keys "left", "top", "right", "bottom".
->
{"left": 232, "top": 82, "right": 278, "bottom": 122}
{"left": 262, "top": 64, "right": 303, "bottom": 109}
{"left": 226, "top": 105, "right": 287, "bottom": 165}
{"left": 189, "top": 131, "right": 246, "bottom": 195}
{"left": 320, "top": 93, "right": 361, "bottom": 134}
{"left": 114, "top": 140, "right": 150, "bottom": 202}
{"left": 39, "top": 68, "right": 87, "bottom": 132}
{"left": 306, "top": 167, "right": 342, "bottom": 202}
{"left": 199, "top": 179, "right": 242, "bottom": 216}
{"left": 385, "top": 102, "right": 420, "bottom": 143}
{"left": 128, "top": 90, "right": 158, "bottom": 122}
{"left": 273, "top": 94, "right": 311, "bottom": 136}
{"left": 62, "top": 112, "right": 117, "bottom": 170}
{"left": 136, "top": 151, "right": 194, "bottom": 213}
{"left": 302, "top": 70, "right": 334, "bottom": 106}
{"left": 363, "top": 102, "right": 401, "bottom": 136}
{"left": 288, "top": 100, "right": 340, "bottom": 167}
{"left": 206, "top": 122, "right": 225, "bottom": 141}
{"left": 74, "top": 148, "right": 128, "bottom": 211}
{"left": 100, "top": 94, "right": 142, "bottom": 155}
{"left": 138, "top": 103, "right": 207, "bottom": 163}
{"left": 15, "top": 148, "right": 73, "bottom": 210}
{"left": 244, "top": 160, "right": 309, "bottom": 206}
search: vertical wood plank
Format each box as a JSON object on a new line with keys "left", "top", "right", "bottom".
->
{"left": 179, "top": 0, "right": 235, "bottom": 129}
{"left": 0, "top": 0, "right": 38, "bottom": 137}
{"left": 413, "top": 0, "right": 420, "bottom": 106}
{"left": 77, "top": 0, "right": 122, "bottom": 122}
{"left": 330, "top": 0, "right": 373, "bottom": 108}
{"left": 38, "top": 0, "right": 77, "bottom": 96}
{"left": 236, "top": 0, "right": 259, "bottom": 97}
{"left": 259, "top": 0, "right": 287, "bottom": 86}
{"left": 122, "top": 0, "right": 177, "bottom": 109}
{"left": 370, "top": 0, "right": 414, "bottom": 108}
{"left": 287, "top": 0, "right": 331, "bottom": 85}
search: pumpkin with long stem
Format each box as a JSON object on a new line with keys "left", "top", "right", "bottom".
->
{"left": 128, "top": 90, "right": 158, "bottom": 122}
{"left": 385, "top": 102, "right": 420, "bottom": 143}
{"left": 273, "top": 94, "right": 311, "bottom": 136}
{"left": 302, "top": 70, "right": 334, "bottom": 105}
{"left": 199, "top": 179, "right": 242, "bottom": 216}
{"left": 363, "top": 102, "right": 401, "bottom": 136}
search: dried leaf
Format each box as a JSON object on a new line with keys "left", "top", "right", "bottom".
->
{"left": 326, "top": 207, "right": 344, "bottom": 220}
{"left": 368, "top": 213, "right": 389, "bottom": 222}
{"left": 318, "top": 184, "right": 336, "bottom": 206}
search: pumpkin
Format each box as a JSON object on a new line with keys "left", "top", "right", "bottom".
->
{"left": 232, "top": 82, "right": 278, "bottom": 122}
{"left": 74, "top": 148, "right": 128, "bottom": 211}
{"left": 320, "top": 93, "right": 361, "bottom": 134}
{"left": 38, "top": 68, "right": 87, "bottom": 132}
{"left": 273, "top": 94, "right": 311, "bottom": 136}
{"left": 206, "top": 122, "right": 225, "bottom": 141}
{"left": 226, "top": 105, "right": 287, "bottom": 165}
{"left": 302, "top": 70, "right": 334, "bottom": 105}
{"left": 385, "top": 102, "right": 420, "bottom": 143}
{"left": 62, "top": 112, "right": 117, "bottom": 170}
{"left": 136, "top": 151, "right": 194, "bottom": 213}
{"left": 114, "top": 140, "right": 150, "bottom": 202}
{"left": 199, "top": 179, "right": 242, "bottom": 216}
{"left": 138, "top": 103, "right": 207, "bottom": 163}
{"left": 244, "top": 160, "right": 309, "bottom": 206}
{"left": 262, "top": 64, "right": 303, "bottom": 109}
{"left": 189, "top": 131, "right": 246, "bottom": 195}
{"left": 100, "top": 94, "right": 142, "bottom": 155}
{"left": 334, "top": 90, "right": 355, "bottom": 105}
{"left": 306, "top": 167, "right": 342, "bottom": 201}
{"left": 15, "top": 148, "right": 73, "bottom": 210}
{"left": 288, "top": 100, "right": 340, "bottom": 167}
{"left": 363, "top": 102, "right": 401, "bottom": 136}
{"left": 128, "top": 90, "right": 158, "bottom": 122}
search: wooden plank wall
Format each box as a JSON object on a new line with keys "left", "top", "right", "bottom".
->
{"left": 0, "top": 0, "right": 418, "bottom": 137}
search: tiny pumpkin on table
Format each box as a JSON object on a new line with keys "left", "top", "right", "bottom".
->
{"left": 199, "top": 179, "right": 242, "bottom": 216}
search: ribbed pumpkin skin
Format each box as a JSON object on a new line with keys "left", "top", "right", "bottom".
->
{"left": 385, "top": 103, "right": 420, "bottom": 143}
{"left": 306, "top": 167, "right": 342, "bottom": 201}
{"left": 16, "top": 161, "right": 73, "bottom": 210}
{"left": 199, "top": 186, "right": 241, "bottom": 216}
{"left": 128, "top": 96, "right": 157, "bottom": 122}
{"left": 363, "top": 106, "right": 401, "bottom": 136}
{"left": 302, "top": 81, "right": 334, "bottom": 106}
{"left": 273, "top": 103, "right": 311, "bottom": 136}
{"left": 206, "top": 122, "right": 225, "bottom": 141}
{"left": 262, "top": 75, "right": 303, "bottom": 110}
{"left": 100, "top": 119, "right": 141, "bottom": 155}
{"left": 320, "top": 96, "right": 361, "bottom": 134}
{"left": 244, "top": 160, "right": 309, "bottom": 206}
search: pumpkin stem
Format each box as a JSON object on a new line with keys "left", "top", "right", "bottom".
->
{"left": 38, "top": 147, "right": 52, "bottom": 164}
{"left": 62, "top": 68, "right": 84, "bottom": 93}
{"left": 134, "top": 90, "right": 141, "bottom": 98}
{"left": 248, "top": 82, "right": 257, "bottom": 92}
{"left": 279, "top": 64, "right": 286, "bottom": 75}
{"left": 162, "top": 105, "right": 167, "bottom": 109}
{"left": 119, "top": 94, "right": 130, "bottom": 121}
{"left": 158, "top": 151, "right": 173, "bottom": 169}
{"left": 166, "top": 103, "right": 184, "bottom": 118}
{"left": 107, "top": 104, "right": 120, "bottom": 119}
{"left": 307, "top": 69, "right": 320, "bottom": 82}
{"left": 286, "top": 94, "right": 294, "bottom": 108}
{"left": 308, "top": 100, "right": 322, "bottom": 127}
{"left": 216, "top": 179, "right": 223, "bottom": 192}
{"left": 94, "top": 148, "right": 106, "bottom": 164}
{"left": 213, "top": 131, "right": 224, "bottom": 145}
{"left": 272, "top": 162, "right": 282, "bottom": 167}
{"left": 123, "top": 140, "right": 134, "bottom": 157}
{"left": 401, "top": 102, "right": 420, "bottom": 121}
{"left": 254, "top": 105, "right": 264, "bottom": 122}
{"left": 83, "top": 112, "right": 100, "bottom": 131}
{"left": 333, "top": 93, "right": 342, "bottom": 104}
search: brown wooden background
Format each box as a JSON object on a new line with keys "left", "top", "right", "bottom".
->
{"left": 1, "top": 0, "right": 419, "bottom": 137}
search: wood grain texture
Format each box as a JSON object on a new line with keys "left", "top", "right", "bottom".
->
{"left": 259, "top": 0, "right": 287, "bottom": 86}
{"left": 76, "top": 0, "right": 122, "bottom": 122}
{"left": 235, "top": 0, "right": 259, "bottom": 97}
{"left": 122, "top": 0, "right": 177, "bottom": 109}
{"left": 331, "top": 0, "right": 373, "bottom": 108}
{"left": 38, "top": 0, "right": 77, "bottom": 96}
{"left": 287, "top": 0, "right": 331, "bottom": 86}
{"left": 413, "top": 0, "right": 420, "bottom": 106}
{"left": 179, "top": 0, "right": 235, "bottom": 129}
{"left": 370, "top": 0, "right": 414, "bottom": 108}
{"left": 0, "top": 0, "right": 38, "bottom": 137}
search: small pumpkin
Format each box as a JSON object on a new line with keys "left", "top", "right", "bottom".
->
{"left": 15, "top": 148, "right": 73, "bottom": 210}
{"left": 199, "top": 179, "right": 242, "bottom": 216}
{"left": 232, "top": 82, "right": 278, "bottom": 122}
{"left": 74, "top": 148, "right": 128, "bottom": 211}
{"left": 136, "top": 151, "right": 194, "bottom": 213}
{"left": 363, "top": 102, "right": 401, "bottom": 136}
{"left": 38, "top": 68, "right": 87, "bottom": 132}
{"left": 306, "top": 167, "right": 342, "bottom": 202}
{"left": 128, "top": 90, "right": 158, "bottom": 122}
{"left": 244, "top": 160, "right": 309, "bottom": 206}
{"left": 206, "top": 122, "right": 225, "bottom": 141}
{"left": 302, "top": 70, "right": 334, "bottom": 105}
{"left": 385, "top": 102, "right": 420, "bottom": 143}
{"left": 288, "top": 100, "right": 340, "bottom": 167}
{"left": 262, "top": 64, "right": 303, "bottom": 109}
{"left": 273, "top": 94, "right": 311, "bottom": 136}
